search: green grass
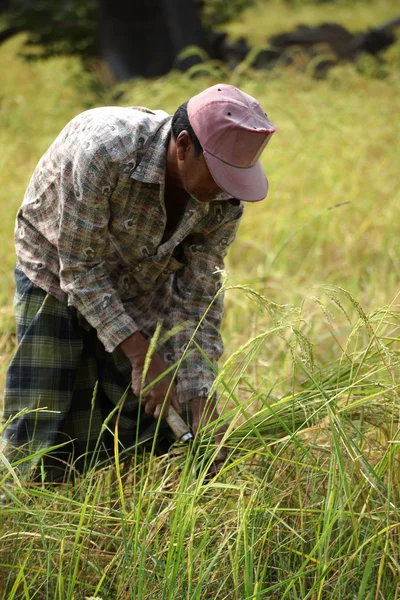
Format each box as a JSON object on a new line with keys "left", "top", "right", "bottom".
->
{"left": 2, "top": 305, "right": 400, "bottom": 598}
{"left": 1, "top": 0, "right": 400, "bottom": 598}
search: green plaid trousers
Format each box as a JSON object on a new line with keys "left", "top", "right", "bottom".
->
{"left": 1, "top": 268, "right": 187, "bottom": 479}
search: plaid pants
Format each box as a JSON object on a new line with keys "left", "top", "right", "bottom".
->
{"left": 1, "top": 268, "right": 183, "bottom": 480}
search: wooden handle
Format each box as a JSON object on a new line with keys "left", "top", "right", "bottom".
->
{"left": 165, "top": 407, "right": 193, "bottom": 442}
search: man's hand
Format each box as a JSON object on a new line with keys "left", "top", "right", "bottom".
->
{"left": 120, "top": 332, "right": 181, "bottom": 419}
{"left": 191, "top": 397, "right": 227, "bottom": 472}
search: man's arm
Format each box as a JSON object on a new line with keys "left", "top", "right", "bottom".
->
{"left": 120, "top": 331, "right": 181, "bottom": 418}
{"left": 162, "top": 201, "right": 243, "bottom": 408}
{"left": 57, "top": 133, "right": 139, "bottom": 352}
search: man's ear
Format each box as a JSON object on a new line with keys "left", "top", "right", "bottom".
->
{"left": 176, "top": 131, "right": 192, "bottom": 161}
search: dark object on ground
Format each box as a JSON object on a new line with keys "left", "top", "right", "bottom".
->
{"left": 265, "top": 17, "right": 400, "bottom": 76}
{"left": 204, "top": 16, "right": 400, "bottom": 78}
{"left": 210, "top": 16, "right": 400, "bottom": 77}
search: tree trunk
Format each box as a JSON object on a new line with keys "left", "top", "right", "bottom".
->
{"left": 98, "top": 0, "right": 207, "bottom": 81}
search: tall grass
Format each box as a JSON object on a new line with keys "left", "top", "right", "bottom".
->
{"left": 1, "top": 286, "right": 400, "bottom": 599}
{"left": 1, "top": 0, "right": 400, "bottom": 597}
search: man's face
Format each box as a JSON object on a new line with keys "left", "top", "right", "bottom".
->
{"left": 176, "top": 131, "right": 223, "bottom": 203}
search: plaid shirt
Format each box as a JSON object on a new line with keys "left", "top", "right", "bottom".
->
{"left": 15, "top": 106, "right": 243, "bottom": 402}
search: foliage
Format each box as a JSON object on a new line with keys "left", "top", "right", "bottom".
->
{"left": 3, "top": 0, "right": 256, "bottom": 63}
{"left": 6, "top": 0, "right": 97, "bottom": 60}
{"left": 200, "top": 0, "right": 256, "bottom": 27}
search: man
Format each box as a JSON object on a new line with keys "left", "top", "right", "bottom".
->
{"left": 1, "top": 83, "right": 275, "bottom": 480}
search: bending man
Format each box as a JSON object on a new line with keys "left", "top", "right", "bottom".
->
{"left": 1, "top": 83, "right": 275, "bottom": 480}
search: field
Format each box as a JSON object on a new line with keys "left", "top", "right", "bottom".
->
{"left": 1, "top": 0, "right": 400, "bottom": 598}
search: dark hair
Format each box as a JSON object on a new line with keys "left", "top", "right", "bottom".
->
{"left": 171, "top": 102, "right": 203, "bottom": 157}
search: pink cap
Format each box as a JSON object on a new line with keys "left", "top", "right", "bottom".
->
{"left": 187, "top": 84, "right": 276, "bottom": 202}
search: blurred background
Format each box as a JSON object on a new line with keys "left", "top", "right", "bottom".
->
{"left": 0, "top": 0, "right": 399, "bottom": 392}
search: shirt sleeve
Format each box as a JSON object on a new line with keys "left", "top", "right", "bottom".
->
{"left": 163, "top": 207, "right": 243, "bottom": 403}
{"left": 57, "top": 135, "right": 139, "bottom": 352}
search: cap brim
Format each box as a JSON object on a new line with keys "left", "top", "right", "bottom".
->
{"left": 204, "top": 151, "right": 268, "bottom": 202}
